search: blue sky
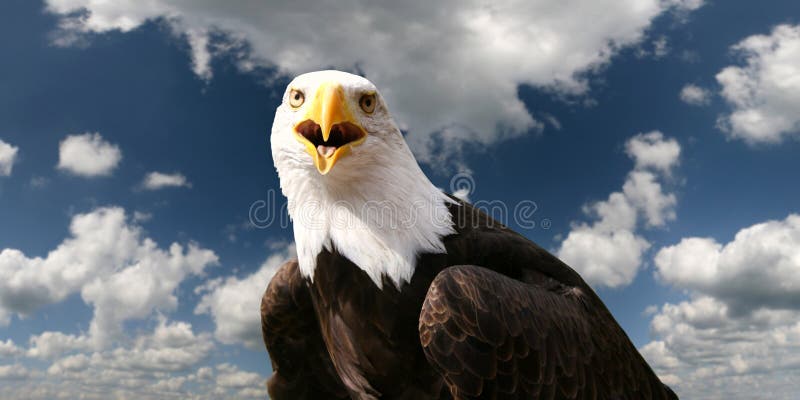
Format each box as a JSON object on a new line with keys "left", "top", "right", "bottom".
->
{"left": 1, "top": 0, "right": 799, "bottom": 398}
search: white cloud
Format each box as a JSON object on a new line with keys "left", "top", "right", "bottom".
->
{"left": 213, "top": 364, "right": 267, "bottom": 399}
{"left": 0, "top": 139, "right": 19, "bottom": 176}
{"left": 625, "top": 131, "right": 681, "bottom": 175}
{"left": 100, "top": 318, "right": 213, "bottom": 372}
{"left": 82, "top": 243, "right": 218, "bottom": 347}
{"left": 642, "top": 296, "right": 800, "bottom": 399}
{"left": 0, "top": 207, "right": 241, "bottom": 399}
{"left": 185, "top": 29, "right": 212, "bottom": 81}
{"left": 234, "top": 387, "right": 270, "bottom": 399}
{"left": 195, "top": 244, "right": 294, "bottom": 349}
{"left": 141, "top": 172, "right": 191, "bottom": 190}
{"left": 46, "top": 353, "right": 90, "bottom": 375}
{"left": 0, "top": 339, "right": 22, "bottom": 358}
{"left": 0, "top": 207, "right": 218, "bottom": 347}
{"left": 27, "top": 332, "right": 90, "bottom": 360}
{"left": 557, "top": 132, "right": 679, "bottom": 288}
{"left": 0, "top": 205, "right": 278, "bottom": 399}
{"left": 654, "top": 237, "right": 721, "bottom": 288}
{"left": 623, "top": 170, "right": 677, "bottom": 227}
{"left": 716, "top": 24, "right": 800, "bottom": 144}
{"left": 44, "top": 0, "right": 703, "bottom": 169}
{"left": 679, "top": 83, "right": 711, "bottom": 106}
{"left": 639, "top": 340, "right": 680, "bottom": 370}
{"left": 1, "top": 318, "right": 218, "bottom": 400}
{"left": 215, "top": 363, "right": 261, "bottom": 389}
{"left": 642, "top": 214, "right": 800, "bottom": 398}
{"left": 0, "top": 364, "right": 29, "bottom": 380}
{"left": 652, "top": 36, "right": 670, "bottom": 58}
{"left": 654, "top": 214, "right": 800, "bottom": 313}
{"left": 151, "top": 375, "right": 188, "bottom": 392}
{"left": 57, "top": 133, "right": 121, "bottom": 177}
{"left": 558, "top": 225, "right": 650, "bottom": 288}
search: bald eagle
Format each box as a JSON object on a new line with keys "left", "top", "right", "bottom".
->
{"left": 262, "top": 70, "right": 677, "bottom": 400}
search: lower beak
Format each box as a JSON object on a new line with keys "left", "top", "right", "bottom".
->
{"left": 293, "top": 82, "right": 367, "bottom": 174}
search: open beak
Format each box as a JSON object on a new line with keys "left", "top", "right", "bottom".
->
{"left": 293, "top": 82, "right": 367, "bottom": 174}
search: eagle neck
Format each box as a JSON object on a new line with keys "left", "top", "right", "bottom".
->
{"left": 281, "top": 142, "right": 455, "bottom": 290}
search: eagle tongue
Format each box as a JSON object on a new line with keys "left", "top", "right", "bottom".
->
{"left": 317, "top": 145, "right": 337, "bottom": 158}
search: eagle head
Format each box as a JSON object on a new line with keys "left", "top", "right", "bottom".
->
{"left": 270, "top": 70, "right": 454, "bottom": 288}
{"left": 271, "top": 70, "right": 403, "bottom": 178}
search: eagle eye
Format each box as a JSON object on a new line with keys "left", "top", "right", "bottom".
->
{"left": 289, "top": 89, "right": 305, "bottom": 108}
{"left": 359, "top": 93, "right": 376, "bottom": 114}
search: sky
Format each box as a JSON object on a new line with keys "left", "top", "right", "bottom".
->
{"left": 1, "top": 0, "right": 799, "bottom": 398}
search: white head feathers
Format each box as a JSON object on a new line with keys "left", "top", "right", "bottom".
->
{"left": 271, "top": 70, "right": 455, "bottom": 289}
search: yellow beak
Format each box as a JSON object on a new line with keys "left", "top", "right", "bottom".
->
{"left": 293, "top": 82, "right": 367, "bottom": 174}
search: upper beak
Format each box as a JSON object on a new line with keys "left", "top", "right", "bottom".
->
{"left": 293, "top": 82, "right": 367, "bottom": 174}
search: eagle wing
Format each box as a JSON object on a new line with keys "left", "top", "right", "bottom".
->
{"left": 419, "top": 265, "right": 677, "bottom": 400}
{"left": 261, "top": 260, "right": 349, "bottom": 399}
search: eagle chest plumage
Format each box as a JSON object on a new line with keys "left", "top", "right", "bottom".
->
{"left": 305, "top": 202, "right": 569, "bottom": 399}
{"left": 261, "top": 201, "right": 678, "bottom": 399}
{"left": 308, "top": 247, "right": 448, "bottom": 399}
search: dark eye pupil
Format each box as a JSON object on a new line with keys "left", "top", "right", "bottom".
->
{"left": 365, "top": 99, "right": 371, "bottom": 106}
{"left": 294, "top": 94, "right": 300, "bottom": 100}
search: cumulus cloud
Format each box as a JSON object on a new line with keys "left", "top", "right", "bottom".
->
{"left": 27, "top": 332, "right": 91, "bottom": 360}
{"left": 623, "top": 171, "right": 677, "bottom": 227}
{"left": 641, "top": 297, "right": 800, "bottom": 399}
{"left": 0, "top": 205, "right": 279, "bottom": 399}
{"left": 716, "top": 24, "right": 800, "bottom": 144}
{"left": 2, "top": 346, "right": 266, "bottom": 400}
{"left": 141, "top": 171, "right": 192, "bottom": 190}
{"left": 0, "top": 207, "right": 218, "bottom": 347}
{"left": 1, "top": 318, "right": 219, "bottom": 400}
{"left": 0, "top": 139, "right": 19, "bottom": 176}
{"left": 557, "top": 131, "right": 679, "bottom": 288}
{"left": 195, "top": 244, "right": 295, "bottom": 349}
{"left": 103, "top": 318, "right": 213, "bottom": 372}
{"left": 46, "top": 353, "right": 90, "bottom": 375}
{"left": 625, "top": 131, "right": 681, "bottom": 175}
{"left": 44, "top": 0, "right": 703, "bottom": 169}
{"left": 655, "top": 214, "right": 800, "bottom": 313}
{"left": 57, "top": 133, "right": 121, "bottom": 177}
{"left": 679, "top": 83, "right": 711, "bottom": 106}
{"left": 0, "top": 364, "right": 30, "bottom": 380}
{"left": 641, "top": 214, "right": 800, "bottom": 398}
{"left": 558, "top": 226, "right": 651, "bottom": 288}
{"left": 207, "top": 363, "right": 267, "bottom": 399}
{"left": 0, "top": 339, "right": 22, "bottom": 358}
{"left": 215, "top": 363, "right": 262, "bottom": 389}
